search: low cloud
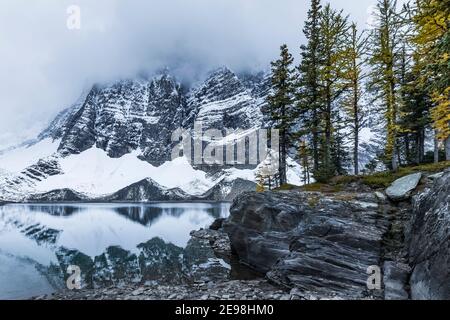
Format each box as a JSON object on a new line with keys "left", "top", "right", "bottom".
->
{"left": 0, "top": 0, "right": 378, "bottom": 149}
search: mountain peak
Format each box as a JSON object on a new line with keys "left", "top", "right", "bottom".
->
{"left": 189, "top": 66, "right": 245, "bottom": 105}
{"left": 7, "top": 65, "right": 268, "bottom": 167}
{"left": 208, "top": 66, "right": 235, "bottom": 77}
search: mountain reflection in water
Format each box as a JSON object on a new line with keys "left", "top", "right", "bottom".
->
{"left": 0, "top": 202, "right": 230, "bottom": 299}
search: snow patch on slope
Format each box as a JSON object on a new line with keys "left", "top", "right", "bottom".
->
{"left": 0, "top": 139, "right": 60, "bottom": 173}
{"left": 32, "top": 146, "right": 305, "bottom": 198}
{"left": 34, "top": 147, "right": 215, "bottom": 196}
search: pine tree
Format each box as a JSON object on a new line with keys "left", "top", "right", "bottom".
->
{"left": 298, "top": 140, "right": 311, "bottom": 184}
{"left": 397, "top": 47, "right": 431, "bottom": 165}
{"left": 267, "top": 45, "right": 296, "bottom": 186}
{"left": 367, "top": 0, "right": 404, "bottom": 171}
{"left": 341, "top": 23, "right": 367, "bottom": 175}
{"left": 331, "top": 111, "right": 351, "bottom": 175}
{"left": 432, "top": 88, "right": 450, "bottom": 159}
{"left": 298, "top": 1, "right": 352, "bottom": 182}
{"left": 316, "top": 4, "right": 349, "bottom": 179}
{"left": 297, "top": 0, "right": 323, "bottom": 172}
{"left": 412, "top": 0, "right": 450, "bottom": 160}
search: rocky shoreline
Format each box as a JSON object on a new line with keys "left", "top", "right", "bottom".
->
{"left": 35, "top": 168, "right": 450, "bottom": 300}
{"left": 36, "top": 280, "right": 290, "bottom": 301}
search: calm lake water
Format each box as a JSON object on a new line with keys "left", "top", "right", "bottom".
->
{"left": 0, "top": 202, "right": 230, "bottom": 300}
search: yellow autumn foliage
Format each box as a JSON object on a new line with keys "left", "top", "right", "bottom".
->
{"left": 431, "top": 87, "right": 450, "bottom": 141}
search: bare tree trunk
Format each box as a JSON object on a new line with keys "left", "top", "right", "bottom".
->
{"left": 305, "top": 155, "right": 310, "bottom": 184}
{"left": 303, "top": 165, "right": 307, "bottom": 185}
{"left": 404, "top": 135, "right": 410, "bottom": 164}
{"left": 392, "top": 142, "right": 399, "bottom": 172}
{"left": 307, "top": 166, "right": 310, "bottom": 184}
{"left": 312, "top": 110, "right": 319, "bottom": 172}
{"left": 279, "top": 129, "right": 287, "bottom": 186}
{"left": 434, "top": 130, "right": 440, "bottom": 163}
{"left": 445, "top": 136, "right": 450, "bottom": 161}
{"left": 415, "top": 134, "right": 420, "bottom": 165}
{"left": 419, "top": 129, "right": 425, "bottom": 163}
{"left": 354, "top": 109, "right": 359, "bottom": 175}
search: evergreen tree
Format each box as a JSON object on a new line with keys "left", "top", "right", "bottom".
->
{"left": 432, "top": 88, "right": 450, "bottom": 159}
{"left": 267, "top": 44, "right": 296, "bottom": 186}
{"left": 341, "top": 23, "right": 367, "bottom": 175}
{"left": 397, "top": 47, "right": 431, "bottom": 165}
{"left": 298, "top": 1, "right": 352, "bottom": 182}
{"left": 297, "top": 0, "right": 323, "bottom": 172}
{"left": 367, "top": 0, "right": 404, "bottom": 171}
{"left": 297, "top": 140, "right": 312, "bottom": 184}
{"left": 331, "top": 111, "right": 352, "bottom": 175}
{"left": 316, "top": 4, "right": 349, "bottom": 179}
{"left": 412, "top": 0, "right": 450, "bottom": 160}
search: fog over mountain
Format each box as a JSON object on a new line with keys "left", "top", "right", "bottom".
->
{"left": 0, "top": 0, "right": 393, "bottom": 149}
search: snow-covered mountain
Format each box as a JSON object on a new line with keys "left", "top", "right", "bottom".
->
{"left": 0, "top": 67, "right": 302, "bottom": 202}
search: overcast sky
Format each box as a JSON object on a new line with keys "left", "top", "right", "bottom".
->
{"left": 0, "top": 0, "right": 400, "bottom": 149}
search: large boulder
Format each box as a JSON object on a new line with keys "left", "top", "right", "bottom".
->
{"left": 223, "top": 191, "right": 389, "bottom": 299}
{"left": 223, "top": 192, "right": 304, "bottom": 274}
{"left": 386, "top": 173, "right": 422, "bottom": 201}
{"left": 407, "top": 169, "right": 450, "bottom": 300}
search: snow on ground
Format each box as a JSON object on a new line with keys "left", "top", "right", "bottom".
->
{"left": 223, "top": 167, "right": 256, "bottom": 182}
{"left": 287, "top": 158, "right": 305, "bottom": 186}
{"left": 35, "top": 147, "right": 216, "bottom": 196}
{"left": 360, "top": 127, "right": 376, "bottom": 144}
{"left": 0, "top": 139, "right": 60, "bottom": 173}
{"left": 1, "top": 140, "right": 306, "bottom": 198}
{"left": 254, "top": 151, "right": 306, "bottom": 186}
{"left": 33, "top": 147, "right": 305, "bottom": 197}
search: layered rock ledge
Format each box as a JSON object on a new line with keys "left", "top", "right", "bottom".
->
{"left": 222, "top": 169, "right": 450, "bottom": 300}
{"left": 223, "top": 191, "right": 389, "bottom": 299}
{"left": 407, "top": 169, "right": 450, "bottom": 299}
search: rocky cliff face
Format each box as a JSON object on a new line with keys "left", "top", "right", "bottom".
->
{"left": 185, "top": 68, "right": 263, "bottom": 132}
{"left": 223, "top": 169, "right": 450, "bottom": 300}
{"left": 407, "top": 169, "right": 450, "bottom": 300}
{"left": 51, "top": 68, "right": 263, "bottom": 165}
{"left": 56, "top": 75, "right": 184, "bottom": 162}
{"left": 224, "top": 191, "right": 388, "bottom": 299}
